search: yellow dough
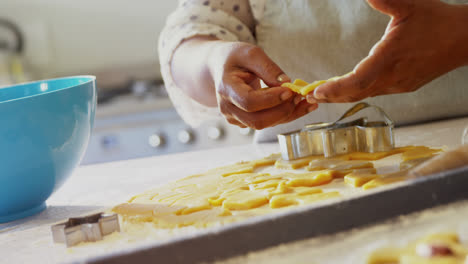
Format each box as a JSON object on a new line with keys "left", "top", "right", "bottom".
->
{"left": 343, "top": 148, "right": 405, "bottom": 160}
{"left": 400, "top": 146, "right": 442, "bottom": 162}
{"left": 113, "top": 146, "right": 443, "bottom": 229}
{"left": 282, "top": 77, "right": 342, "bottom": 96}
{"left": 307, "top": 159, "right": 374, "bottom": 177}
{"left": 284, "top": 171, "right": 336, "bottom": 187}
{"left": 367, "top": 233, "right": 468, "bottom": 264}
{"left": 362, "top": 175, "right": 407, "bottom": 190}
{"left": 269, "top": 191, "right": 340, "bottom": 209}
{"left": 114, "top": 169, "right": 340, "bottom": 228}
{"left": 275, "top": 155, "right": 321, "bottom": 170}
{"left": 344, "top": 168, "right": 380, "bottom": 187}
{"left": 281, "top": 73, "right": 351, "bottom": 96}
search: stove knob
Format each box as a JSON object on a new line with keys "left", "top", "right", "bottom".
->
{"left": 148, "top": 133, "right": 165, "bottom": 148}
{"left": 239, "top": 127, "right": 253, "bottom": 136}
{"left": 207, "top": 126, "right": 224, "bottom": 140}
{"left": 101, "top": 135, "right": 119, "bottom": 150}
{"left": 178, "top": 129, "right": 194, "bottom": 144}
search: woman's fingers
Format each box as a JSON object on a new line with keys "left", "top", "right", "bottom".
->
{"left": 279, "top": 100, "right": 318, "bottom": 125}
{"left": 219, "top": 97, "right": 318, "bottom": 130}
{"left": 366, "top": 0, "right": 416, "bottom": 18}
{"left": 219, "top": 76, "right": 293, "bottom": 112}
{"left": 219, "top": 97, "right": 297, "bottom": 130}
{"left": 214, "top": 42, "right": 317, "bottom": 129}
{"left": 235, "top": 45, "right": 291, "bottom": 87}
{"left": 225, "top": 117, "right": 247, "bottom": 128}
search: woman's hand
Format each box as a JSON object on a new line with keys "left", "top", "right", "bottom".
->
{"left": 307, "top": 0, "right": 468, "bottom": 103}
{"left": 208, "top": 41, "right": 317, "bottom": 129}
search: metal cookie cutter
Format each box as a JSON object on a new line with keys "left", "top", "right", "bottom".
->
{"left": 51, "top": 212, "right": 120, "bottom": 247}
{"left": 278, "top": 102, "right": 395, "bottom": 160}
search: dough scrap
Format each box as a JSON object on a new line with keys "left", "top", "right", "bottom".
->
{"left": 400, "top": 146, "right": 442, "bottom": 162}
{"left": 307, "top": 159, "right": 374, "bottom": 177}
{"left": 367, "top": 233, "right": 467, "bottom": 264}
{"left": 281, "top": 76, "right": 342, "bottom": 96}
{"left": 344, "top": 168, "right": 380, "bottom": 187}
{"left": 362, "top": 175, "right": 407, "bottom": 190}
{"left": 275, "top": 155, "right": 321, "bottom": 170}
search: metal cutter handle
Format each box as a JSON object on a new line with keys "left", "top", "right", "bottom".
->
{"left": 303, "top": 102, "right": 393, "bottom": 131}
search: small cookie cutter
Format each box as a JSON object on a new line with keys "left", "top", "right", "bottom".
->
{"left": 51, "top": 212, "right": 120, "bottom": 247}
{"left": 278, "top": 102, "right": 395, "bottom": 160}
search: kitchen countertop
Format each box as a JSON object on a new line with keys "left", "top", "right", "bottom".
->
{"left": 1, "top": 117, "right": 467, "bottom": 263}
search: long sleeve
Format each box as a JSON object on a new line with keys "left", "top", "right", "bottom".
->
{"left": 158, "top": 0, "right": 257, "bottom": 127}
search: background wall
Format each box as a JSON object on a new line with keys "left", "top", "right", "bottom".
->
{"left": 0, "top": 0, "right": 178, "bottom": 82}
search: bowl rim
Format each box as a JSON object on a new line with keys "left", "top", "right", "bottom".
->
{"left": 0, "top": 75, "right": 96, "bottom": 104}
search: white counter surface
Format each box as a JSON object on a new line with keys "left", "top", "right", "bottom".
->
{"left": 1, "top": 117, "right": 467, "bottom": 264}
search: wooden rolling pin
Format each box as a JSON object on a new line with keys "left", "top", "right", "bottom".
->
{"left": 409, "top": 144, "right": 468, "bottom": 177}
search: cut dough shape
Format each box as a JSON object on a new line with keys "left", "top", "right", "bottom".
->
{"left": 206, "top": 162, "right": 256, "bottom": 177}
{"left": 113, "top": 203, "right": 186, "bottom": 217}
{"left": 221, "top": 190, "right": 269, "bottom": 211}
{"left": 362, "top": 175, "right": 407, "bottom": 190}
{"left": 400, "top": 146, "right": 442, "bottom": 162}
{"left": 399, "top": 157, "right": 432, "bottom": 170}
{"left": 284, "top": 171, "right": 335, "bottom": 187}
{"left": 275, "top": 155, "right": 322, "bottom": 170}
{"left": 342, "top": 148, "right": 404, "bottom": 161}
{"left": 269, "top": 191, "right": 338, "bottom": 209}
{"left": 344, "top": 168, "right": 380, "bottom": 187}
{"left": 298, "top": 191, "right": 341, "bottom": 204}
{"left": 249, "top": 153, "right": 282, "bottom": 167}
{"left": 307, "top": 159, "right": 374, "bottom": 177}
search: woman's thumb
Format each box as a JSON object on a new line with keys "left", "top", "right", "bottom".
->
{"left": 367, "top": 0, "right": 415, "bottom": 18}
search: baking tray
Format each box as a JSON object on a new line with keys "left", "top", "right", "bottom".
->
{"left": 85, "top": 166, "right": 468, "bottom": 264}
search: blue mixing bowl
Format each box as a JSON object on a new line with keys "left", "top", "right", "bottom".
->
{"left": 0, "top": 76, "right": 96, "bottom": 223}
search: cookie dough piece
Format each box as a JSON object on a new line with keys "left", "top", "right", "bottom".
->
{"left": 152, "top": 207, "right": 234, "bottom": 228}
{"left": 269, "top": 194, "right": 300, "bottom": 208}
{"left": 113, "top": 203, "right": 186, "bottom": 217}
{"left": 400, "top": 157, "right": 432, "bottom": 170}
{"left": 243, "top": 173, "right": 279, "bottom": 184}
{"left": 206, "top": 162, "right": 256, "bottom": 177}
{"left": 281, "top": 76, "right": 342, "bottom": 96}
{"left": 366, "top": 247, "right": 405, "bottom": 264}
{"left": 362, "top": 174, "right": 407, "bottom": 190}
{"left": 221, "top": 189, "right": 269, "bottom": 211}
{"left": 298, "top": 191, "right": 341, "bottom": 204}
{"left": 400, "top": 146, "right": 442, "bottom": 162}
{"left": 293, "top": 187, "right": 323, "bottom": 196}
{"left": 204, "top": 154, "right": 281, "bottom": 177}
{"left": 343, "top": 148, "right": 404, "bottom": 161}
{"left": 275, "top": 155, "right": 322, "bottom": 170}
{"left": 250, "top": 153, "right": 282, "bottom": 167}
{"left": 307, "top": 159, "right": 374, "bottom": 177}
{"left": 269, "top": 191, "right": 339, "bottom": 208}
{"left": 249, "top": 178, "right": 285, "bottom": 191}
{"left": 344, "top": 168, "right": 380, "bottom": 187}
{"left": 283, "top": 171, "right": 335, "bottom": 187}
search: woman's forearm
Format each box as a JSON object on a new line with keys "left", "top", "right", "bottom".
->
{"left": 171, "top": 36, "right": 220, "bottom": 107}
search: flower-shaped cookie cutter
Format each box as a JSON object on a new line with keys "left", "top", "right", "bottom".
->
{"left": 51, "top": 212, "right": 120, "bottom": 247}
{"left": 278, "top": 102, "right": 395, "bottom": 160}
